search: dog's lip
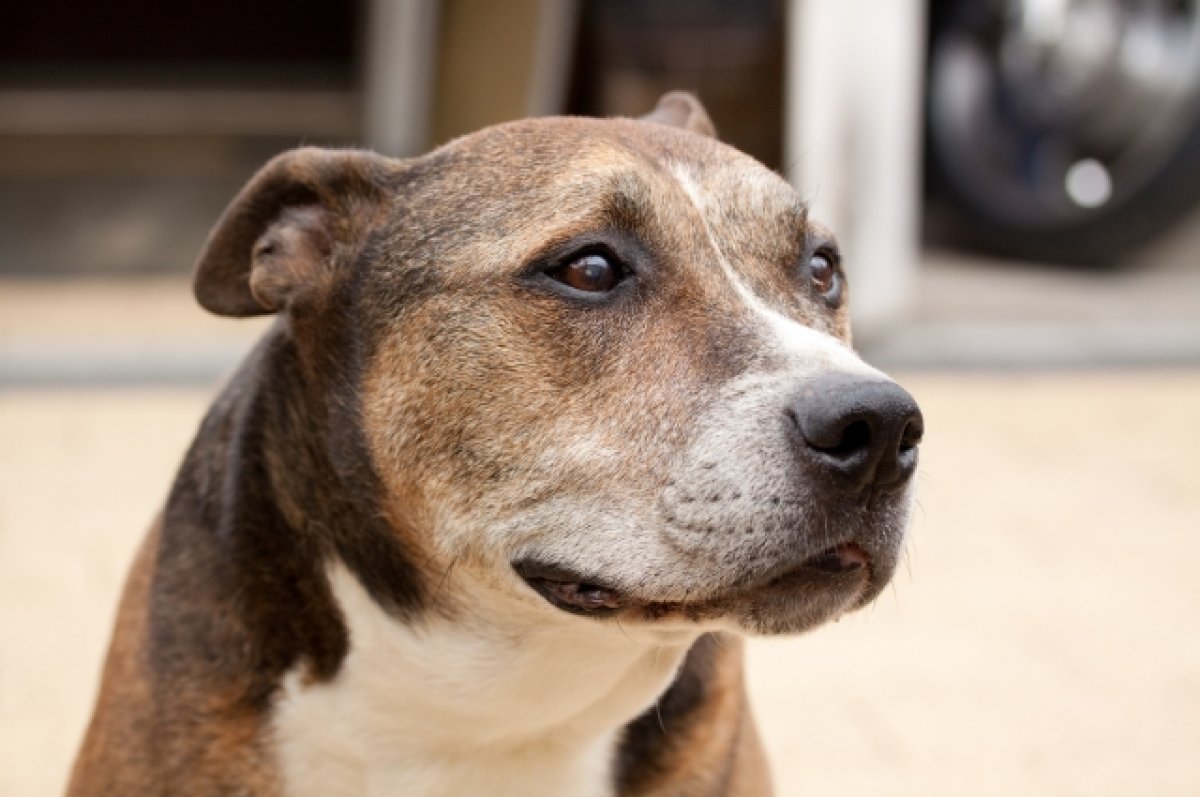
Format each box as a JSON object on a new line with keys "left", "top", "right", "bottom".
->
{"left": 513, "top": 542, "right": 872, "bottom": 619}
{"left": 788, "top": 542, "right": 870, "bottom": 577}
{"left": 512, "top": 560, "right": 626, "bottom": 618}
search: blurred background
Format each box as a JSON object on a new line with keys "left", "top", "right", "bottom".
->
{"left": 1, "top": 0, "right": 1198, "bottom": 795}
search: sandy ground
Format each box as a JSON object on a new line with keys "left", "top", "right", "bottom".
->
{"left": 2, "top": 371, "right": 1199, "bottom": 796}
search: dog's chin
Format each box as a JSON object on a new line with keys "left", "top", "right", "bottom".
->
{"left": 513, "top": 542, "right": 886, "bottom": 636}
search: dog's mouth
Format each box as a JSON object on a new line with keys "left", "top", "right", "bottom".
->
{"left": 513, "top": 541, "right": 872, "bottom": 621}
{"left": 512, "top": 560, "right": 627, "bottom": 618}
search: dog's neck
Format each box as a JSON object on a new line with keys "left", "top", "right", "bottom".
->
{"left": 270, "top": 559, "right": 693, "bottom": 797}
{"left": 203, "top": 326, "right": 694, "bottom": 795}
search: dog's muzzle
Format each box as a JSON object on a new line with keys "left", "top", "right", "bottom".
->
{"left": 513, "top": 372, "right": 924, "bottom": 632}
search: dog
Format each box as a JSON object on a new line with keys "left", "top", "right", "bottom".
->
{"left": 68, "top": 92, "right": 922, "bottom": 796}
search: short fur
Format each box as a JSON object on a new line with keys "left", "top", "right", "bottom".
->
{"left": 69, "top": 93, "right": 918, "bottom": 796}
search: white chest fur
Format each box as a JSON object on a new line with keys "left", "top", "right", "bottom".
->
{"left": 271, "top": 561, "right": 691, "bottom": 797}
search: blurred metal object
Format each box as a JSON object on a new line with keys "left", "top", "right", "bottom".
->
{"left": 526, "top": 0, "right": 582, "bottom": 118}
{"left": 786, "top": 0, "right": 928, "bottom": 337}
{"left": 364, "top": 0, "right": 441, "bottom": 157}
{"left": 928, "top": 0, "right": 1200, "bottom": 264}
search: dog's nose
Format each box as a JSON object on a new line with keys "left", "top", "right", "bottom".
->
{"left": 790, "top": 376, "right": 923, "bottom": 491}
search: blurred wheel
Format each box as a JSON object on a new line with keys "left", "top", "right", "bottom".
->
{"left": 928, "top": 0, "right": 1200, "bottom": 264}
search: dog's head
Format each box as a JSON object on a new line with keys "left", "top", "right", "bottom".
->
{"left": 194, "top": 93, "right": 922, "bottom": 638}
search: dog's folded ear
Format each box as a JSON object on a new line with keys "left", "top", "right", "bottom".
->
{"left": 641, "top": 91, "right": 717, "bottom": 139}
{"left": 193, "top": 147, "right": 390, "bottom": 317}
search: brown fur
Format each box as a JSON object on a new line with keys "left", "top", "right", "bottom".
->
{"left": 69, "top": 93, "right": 902, "bottom": 795}
{"left": 617, "top": 635, "right": 771, "bottom": 795}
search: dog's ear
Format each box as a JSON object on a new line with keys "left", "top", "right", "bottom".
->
{"left": 641, "top": 91, "right": 717, "bottom": 139}
{"left": 193, "top": 147, "right": 390, "bottom": 317}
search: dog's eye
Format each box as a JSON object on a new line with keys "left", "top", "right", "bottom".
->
{"left": 808, "top": 250, "right": 841, "bottom": 304}
{"left": 549, "top": 253, "right": 622, "bottom": 294}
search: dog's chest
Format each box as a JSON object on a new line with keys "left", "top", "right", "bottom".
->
{"left": 270, "top": 562, "right": 687, "bottom": 797}
{"left": 272, "top": 716, "right": 615, "bottom": 797}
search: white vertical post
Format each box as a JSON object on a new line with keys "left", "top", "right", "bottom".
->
{"left": 364, "top": 0, "right": 442, "bottom": 157}
{"left": 785, "top": 0, "right": 926, "bottom": 339}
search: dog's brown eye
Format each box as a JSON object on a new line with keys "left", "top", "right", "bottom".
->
{"left": 808, "top": 251, "right": 840, "bottom": 303}
{"left": 551, "top": 253, "right": 621, "bottom": 293}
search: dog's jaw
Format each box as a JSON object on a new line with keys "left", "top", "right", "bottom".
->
{"left": 272, "top": 560, "right": 694, "bottom": 797}
{"left": 514, "top": 540, "right": 875, "bottom": 621}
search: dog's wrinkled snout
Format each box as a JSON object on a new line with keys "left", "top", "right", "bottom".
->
{"left": 790, "top": 376, "right": 923, "bottom": 492}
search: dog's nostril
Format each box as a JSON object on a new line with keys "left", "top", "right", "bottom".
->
{"left": 790, "top": 376, "right": 922, "bottom": 490}
{"left": 818, "top": 418, "right": 873, "bottom": 459}
{"left": 898, "top": 417, "right": 924, "bottom": 452}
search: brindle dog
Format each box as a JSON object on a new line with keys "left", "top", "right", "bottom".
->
{"left": 69, "top": 93, "right": 922, "bottom": 797}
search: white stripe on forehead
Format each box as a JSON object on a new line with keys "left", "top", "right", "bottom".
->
{"left": 667, "top": 163, "right": 881, "bottom": 378}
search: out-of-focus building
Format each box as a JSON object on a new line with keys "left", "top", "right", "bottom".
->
{"left": 3, "top": 0, "right": 1199, "bottom": 374}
